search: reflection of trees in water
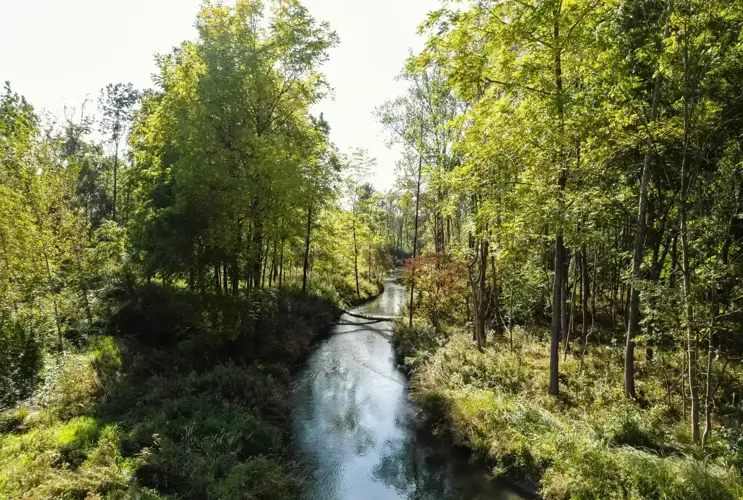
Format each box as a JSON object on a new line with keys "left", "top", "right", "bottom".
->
{"left": 293, "top": 337, "right": 383, "bottom": 499}
{"left": 362, "top": 280, "right": 406, "bottom": 318}
{"left": 372, "top": 417, "right": 515, "bottom": 500}
{"left": 371, "top": 425, "right": 455, "bottom": 500}
{"left": 307, "top": 345, "right": 379, "bottom": 458}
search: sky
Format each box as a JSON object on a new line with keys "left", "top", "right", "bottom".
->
{"left": 0, "top": 0, "right": 440, "bottom": 190}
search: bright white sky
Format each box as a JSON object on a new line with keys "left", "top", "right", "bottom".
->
{"left": 0, "top": 0, "right": 440, "bottom": 190}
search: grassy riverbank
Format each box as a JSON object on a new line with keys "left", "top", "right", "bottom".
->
{"left": 0, "top": 282, "right": 355, "bottom": 499}
{"left": 393, "top": 324, "right": 743, "bottom": 499}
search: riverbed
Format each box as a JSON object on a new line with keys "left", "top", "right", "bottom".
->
{"left": 292, "top": 273, "right": 522, "bottom": 500}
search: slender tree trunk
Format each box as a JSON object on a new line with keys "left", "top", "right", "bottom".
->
{"left": 303, "top": 202, "right": 313, "bottom": 294}
{"left": 353, "top": 217, "right": 361, "bottom": 299}
{"left": 561, "top": 251, "right": 571, "bottom": 354}
{"left": 564, "top": 255, "right": 579, "bottom": 361}
{"left": 470, "top": 264, "right": 479, "bottom": 345}
{"left": 269, "top": 238, "right": 277, "bottom": 288}
{"left": 28, "top": 177, "right": 64, "bottom": 352}
{"left": 625, "top": 0, "right": 672, "bottom": 399}
{"left": 679, "top": 12, "right": 699, "bottom": 442}
{"left": 232, "top": 220, "right": 241, "bottom": 294}
{"left": 252, "top": 210, "right": 263, "bottom": 289}
{"left": 261, "top": 239, "right": 270, "bottom": 288}
{"left": 477, "top": 238, "right": 489, "bottom": 348}
{"left": 279, "top": 238, "right": 285, "bottom": 288}
{"left": 73, "top": 245, "right": 93, "bottom": 326}
{"left": 491, "top": 256, "right": 504, "bottom": 336}
{"left": 550, "top": 233, "right": 565, "bottom": 395}
{"left": 702, "top": 316, "right": 714, "bottom": 448}
{"left": 44, "top": 250, "right": 63, "bottom": 352}
{"left": 112, "top": 143, "right": 119, "bottom": 222}
{"left": 549, "top": 5, "right": 566, "bottom": 396}
{"left": 408, "top": 145, "right": 423, "bottom": 327}
{"left": 581, "top": 246, "right": 589, "bottom": 345}
{"left": 681, "top": 207, "right": 699, "bottom": 441}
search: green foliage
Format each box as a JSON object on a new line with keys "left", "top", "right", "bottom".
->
{"left": 1, "top": 282, "right": 338, "bottom": 499}
{"left": 128, "top": 0, "right": 339, "bottom": 291}
{"left": 392, "top": 321, "right": 446, "bottom": 371}
{"left": 0, "top": 312, "right": 44, "bottom": 408}
{"left": 397, "top": 326, "right": 743, "bottom": 498}
{"left": 0, "top": 0, "right": 390, "bottom": 498}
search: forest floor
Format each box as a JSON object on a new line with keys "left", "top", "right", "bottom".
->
{"left": 0, "top": 277, "right": 383, "bottom": 499}
{"left": 393, "top": 323, "right": 743, "bottom": 499}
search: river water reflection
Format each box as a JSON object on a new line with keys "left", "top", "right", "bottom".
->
{"left": 292, "top": 273, "right": 522, "bottom": 500}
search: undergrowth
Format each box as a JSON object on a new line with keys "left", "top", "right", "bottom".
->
{"left": 394, "top": 324, "right": 743, "bottom": 499}
{"left": 283, "top": 271, "right": 384, "bottom": 309}
{"left": 0, "top": 285, "right": 341, "bottom": 499}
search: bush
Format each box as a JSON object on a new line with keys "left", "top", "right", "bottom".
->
{"left": 392, "top": 321, "right": 446, "bottom": 369}
{"left": 1, "top": 285, "right": 335, "bottom": 499}
{"left": 403, "top": 255, "right": 468, "bottom": 330}
{"left": 0, "top": 311, "right": 45, "bottom": 409}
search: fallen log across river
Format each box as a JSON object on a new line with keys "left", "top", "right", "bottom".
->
{"left": 337, "top": 309, "right": 402, "bottom": 326}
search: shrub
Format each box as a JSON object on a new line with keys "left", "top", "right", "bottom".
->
{"left": 400, "top": 326, "right": 743, "bottom": 499}
{"left": 403, "top": 255, "right": 468, "bottom": 330}
{"left": 392, "top": 321, "right": 445, "bottom": 368}
{"left": 36, "top": 351, "right": 104, "bottom": 420}
{"left": 0, "top": 311, "right": 45, "bottom": 408}
{"left": 1, "top": 285, "right": 338, "bottom": 499}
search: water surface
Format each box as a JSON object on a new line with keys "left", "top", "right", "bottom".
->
{"left": 292, "top": 273, "right": 522, "bottom": 500}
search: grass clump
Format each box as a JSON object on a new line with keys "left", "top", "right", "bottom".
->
{"left": 398, "top": 329, "right": 743, "bottom": 499}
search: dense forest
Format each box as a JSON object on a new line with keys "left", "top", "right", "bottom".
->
{"left": 3, "top": 0, "right": 743, "bottom": 498}
{"left": 0, "top": 1, "right": 395, "bottom": 498}
{"left": 388, "top": 0, "right": 743, "bottom": 497}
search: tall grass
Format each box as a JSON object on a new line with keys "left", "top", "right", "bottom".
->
{"left": 396, "top": 327, "right": 743, "bottom": 499}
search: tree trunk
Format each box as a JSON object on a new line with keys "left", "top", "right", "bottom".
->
{"left": 269, "top": 238, "right": 277, "bottom": 288}
{"left": 550, "top": 233, "right": 565, "bottom": 396}
{"left": 477, "top": 238, "right": 489, "bottom": 348}
{"left": 702, "top": 319, "right": 714, "bottom": 448}
{"left": 303, "top": 202, "right": 313, "bottom": 294}
{"left": 679, "top": 9, "right": 699, "bottom": 442}
{"left": 408, "top": 145, "right": 423, "bottom": 327}
{"left": 252, "top": 213, "right": 263, "bottom": 289}
{"left": 581, "top": 246, "right": 589, "bottom": 346}
{"left": 549, "top": 5, "right": 566, "bottom": 396}
{"left": 232, "top": 220, "right": 241, "bottom": 294}
{"left": 625, "top": 0, "right": 672, "bottom": 399}
{"left": 353, "top": 217, "right": 361, "bottom": 300}
{"left": 261, "top": 239, "right": 270, "bottom": 288}
{"left": 491, "top": 256, "right": 504, "bottom": 336}
{"left": 561, "top": 251, "right": 571, "bottom": 355}
{"left": 279, "top": 238, "right": 285, "bottom": 288}
{"left": 681, "top": 201, "right": 699, "bottom": 442}
{"left": 112, "top": 143, "right": 119, "bottom": 222}
{"left": 564, "top": 255, "right": 579, "bottom": 361}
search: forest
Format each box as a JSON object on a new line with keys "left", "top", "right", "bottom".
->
{"left": 2, "top": 0, "right": 743, "bottom": 499}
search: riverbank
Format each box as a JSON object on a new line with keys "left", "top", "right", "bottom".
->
{"left": 0, "top": 284, "right": 346, "bottom": 499}
{"left": 393, "top": 324, "right": 743, "bottom": 499}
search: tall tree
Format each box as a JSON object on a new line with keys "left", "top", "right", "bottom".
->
{"left": 99, "top": 82, "right": 138, "bottom": 223}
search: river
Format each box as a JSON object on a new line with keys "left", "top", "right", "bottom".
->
{"left": 292, "top": 272, "right": 522, "bottom": 500}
